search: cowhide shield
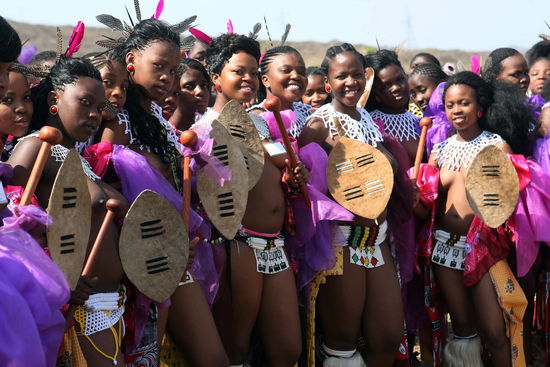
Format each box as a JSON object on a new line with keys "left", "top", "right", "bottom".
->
{"left": 465, "top": 145, "right": 519, "bottom": 228}
{"left": 197, "top": 120, "right": 248, "bottom": 240}
{"left": 327, "top": 137, "right": 394, "bottom": 219}
{"left": 119, "top": 190, "right": 189, "bottom": 303}
{"left": 47, "top": 149, "right": 91, "bottom": 289}
{"left": 217, "top": 99, "right": 264, "bottom": 190}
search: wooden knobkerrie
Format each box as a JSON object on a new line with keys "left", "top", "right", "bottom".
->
{"left": 465, "top": 145, "right": 519, "bottom": 228}
{"left": 327, "top": 137, "right": 394, "bottom": 219}
{"left": 119, "top": 190, "right": 189, "bottom": 303}
{"left": 47, "top": 149, "right": 91, "bottom": 289}
{"left": 217, "top": 99, "right": 265, "bottom": 190}
{"left": 197, "top": 120, "right": 248, "bottom": 240}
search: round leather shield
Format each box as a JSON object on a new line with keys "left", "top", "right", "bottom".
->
{"left": 197, "top": 120, "right": 248, "bottom": 240}
{"left": 119, "top": 190, "right": 189, "bottom": 303}
{"left": 47, "top": 149, "right": 91, "bottom": 289}
{"left": 217, "top": 99, "right": 265, "bottom": 190}
{"left": 465, "top": 145, "right": 519, "bottom": 228}
{"left": 327, "top": 137, "right": 394, "bottom": 219}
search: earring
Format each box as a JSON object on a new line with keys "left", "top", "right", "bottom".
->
{"left": 477, "top": 111, "right": 483, "bottom": 118}
{"left": 126, "top": 64, "right": 135, "bottom": 72}
{"left": 49, "top": 105, "right": 58, "bottom": 115}
{"left": 325, "top": 85, "right": 331, "bottom": 93}
{"left": 215, "top": 84, "right": 222, "bottom": 91}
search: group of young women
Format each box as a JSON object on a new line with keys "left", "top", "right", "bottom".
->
{"left": 1, "top": 7, "right": 550, "bottom": 367}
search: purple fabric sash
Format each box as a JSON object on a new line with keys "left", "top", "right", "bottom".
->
{"left": 110, "top": 145, "right": 222, "bottom": 349}
{"left": 289, "top": 143, "right": 354, "bottom": 290}
{"left": 509, "top": 156, "right": 550, "bottom": 277}
{"left": 424, "top": 82, "right": 453, "bottom": 157}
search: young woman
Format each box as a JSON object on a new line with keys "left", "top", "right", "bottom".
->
{"left": 92, "top": 18, "right": 228, "bottom": 366}
{"left": 161, "top": 58, "right": 210, "bottom": 131}
{"left": 198, "top": 33, "right": 306, "bottom": 366}
{"left": 409, "top": 63, "right": 448, "bottom": 112}
{"left": 302, "top": 66, "right": 330, "bottom": 111}
{"left": 365, "top": 50, "right": 420, "bottom": 165}
{"left": 0, "top": 69, "right": 33, "bottom": 159}
{"left": 413, "top": 71, "right": 540, "bottom": 366}
{"left": 481, "top": 48, "right": 530, "bottom": 92}
{"left": 299, "top": 43, "right": 408, "bottom": 367}
{"left": 249, "top": 45, "right": 312, "bottom": 139}
{"left": 8, "top": 56, "right": 128, "bottom": 366}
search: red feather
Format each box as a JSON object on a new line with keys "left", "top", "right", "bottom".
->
{"left": 189, "top": 27, "right": 212, "bottom": 45}
{"left": 226, "top": 19, "right": 234, "bottom": 34}
{"left": 153, "top": 0, "right": 164, "bottom": 19}
{"left": 66, "top": 21, "right": 85, "bottom": 57}
{"left": 470, "top": 54, "right": 481, "bottom": 76}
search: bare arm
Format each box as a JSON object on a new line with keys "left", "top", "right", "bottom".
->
{"left": 7, "top": 137, "right": 42, "bottom": 187}
{"left": 298, "top": 118, "right": 334, "bottom": 153}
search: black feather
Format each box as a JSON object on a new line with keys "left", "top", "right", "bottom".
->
{"left": 280, "top": 24, "right": 291, "bottom": 45}
{"left": 96, "top": 14, "right": 126, "bottom": 33}
{"left": 170, "top": 15, "right": 197, "bottom": 34}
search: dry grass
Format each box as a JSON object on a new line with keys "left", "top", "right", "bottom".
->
{"left": 10, "top": 19, "right": 488, "bottom": 71}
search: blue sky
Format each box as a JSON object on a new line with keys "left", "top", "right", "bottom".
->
{"left": 3, "top": 0, "right": 550, "bottom": 50}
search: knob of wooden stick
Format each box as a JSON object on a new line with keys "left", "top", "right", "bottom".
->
{"left": 39, "top": 126, "right": 63, "bottom": 145}
{"left": 412, "top": 117, "right": 433, "bottom": 180}
{"left": 419, "top": 117, "right": 433, "bottom": 129}
{"left": 180, "top": 130, "right": 198, "bottom": 148}
{"left": 263, "top": 96, "right": 281, "bottom": 112}
{"left": 20, "top": 126, "right": 63, "bottom": 206}
{"left": 105, "top": 198, "right": 124, "bottom": 215}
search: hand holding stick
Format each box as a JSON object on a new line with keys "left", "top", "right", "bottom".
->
{"left": 412, "top": 117, "right": 433, "bottom": 180}
{"left": 264, "top": 96, "right": 311, "bottom": 207}
{"left": 21, "top": 126, "right": 63, "bottom": 206}
{"left": 66, "top": 199, "right": 123, "bottom": 321}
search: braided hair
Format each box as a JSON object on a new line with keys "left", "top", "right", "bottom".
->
{"left": 117, "top": 18, "right": 180, "bottom": 164}
{"left": 364, "top": 49, "right": 405, "bottom": 111}
{"left": 257, "top": 45, "right": 304, "bottom": 102}
{"left": 321, "top": 43, "right": 365, "bottom": 75}
{"left": 410, "top": 63, "right": 448, "bottom": 85}
{"left": 30, "top": 57, "right": 101, "bottom": 131}
{"left": 205, "top": 33, "right": 260, "bottom": 75}
{"left": 481, "top": 48, "right": 521, "bottom": 83}
{"left": 179, "top": 58, "right": 210, "bottom": 86}
{"left": 443, "top": 71, "right": 533, "bottom": 155}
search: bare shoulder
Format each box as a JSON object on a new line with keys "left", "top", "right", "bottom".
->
{"left": 8, "top": 136, "right": 43, "bottom": 186}
{"left": 99, "top": 118, "right": 130, "bottom": 145}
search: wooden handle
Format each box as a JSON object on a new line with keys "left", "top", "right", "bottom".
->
{"left": 20, "top": 126, "right": 63, "bottom": 206}
{"left": 179, "top": 130, "right": 197, "bottom": 232}
{"left": 81, "top": 199, "right": 122, "bottom": 276}
{"left": 264, "top": 96, "right": 311, "bottom": 207}
{"left": 412, "top": 117, "right": 433, "bottom": 180}
{"left": 179, "top": 131, "right": 198, "bottom": 283}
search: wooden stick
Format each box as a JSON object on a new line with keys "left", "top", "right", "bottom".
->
{"left": 20, "top": 126, "right": 63, "bottom": 206}
{"left": 357, "top": 67, "right": 375, "bottom": 109}
{"left": 263, "top": 96, "right": 311, "bottom": 207}
{"left": 66, "top": 198, "right": 122, "bottom": 321}
{"left": 412, "top": 117, "right": 433, "bottom": 180}
{"left": 81, "top": 199, "right": 122, "bottom": 276}
{"left": 179, "top": 130, "right": 198, "bottom": 232}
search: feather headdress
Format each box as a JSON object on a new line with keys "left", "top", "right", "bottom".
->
{"left": 95, "top": 0, "right": 196, "bottom": 51}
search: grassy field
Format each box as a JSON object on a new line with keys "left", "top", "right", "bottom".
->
{"left": 10, "top": 19, "right": 489, "bottom": 71}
